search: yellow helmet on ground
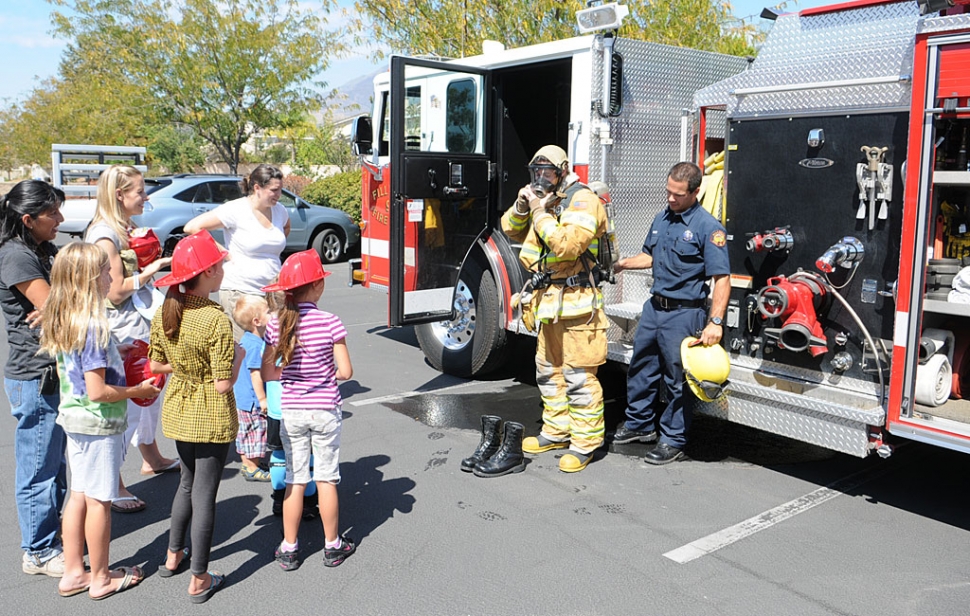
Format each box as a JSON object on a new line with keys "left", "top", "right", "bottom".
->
{"left": 681, "top": 337, "right": 731, "bottom": 402}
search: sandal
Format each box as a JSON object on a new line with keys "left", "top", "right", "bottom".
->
{"left": 58, "top": 584, "right": 90, "bottom": 598}
{"left": 141, "top": 459, "right": 180, "bottom": 475}
{"left": 240, "top": 466, "right": 270, "bottom": 482}
{"left": 188, "top": 571, "right": 225, "bottom": 604}
{"left": 158, "top": 547, "right": 190, "bottom": 578}
{"left": 89, "top": 566, "right": 143, "bottom": 601}
{"left": 110, "top": 496, "right": 147, "bottom": 513}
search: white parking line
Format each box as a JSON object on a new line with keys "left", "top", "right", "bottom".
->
{"left": 663, "top": 458, "right": 907, "bottom": 564}
{"left": 348, "top": 380, "right": 480, "bottom": 407}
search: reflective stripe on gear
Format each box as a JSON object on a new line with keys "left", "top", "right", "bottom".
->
{"left": 535, "top": 311, "right": 607, "bottom": 453}
{"left": 500, "top": 181, "right": 607, "bottom": 323}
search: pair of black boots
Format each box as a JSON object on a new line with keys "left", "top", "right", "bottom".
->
{"left": 460, "top": 415, "right": 525, "bottom": 478}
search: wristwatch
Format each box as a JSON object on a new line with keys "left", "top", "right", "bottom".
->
{"left": 708, "top": 316, "right": 723, "bottom": 326}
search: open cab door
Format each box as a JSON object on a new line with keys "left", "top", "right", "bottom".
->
{"left": 388, "top": 56, "right": 493, "bottom": 326}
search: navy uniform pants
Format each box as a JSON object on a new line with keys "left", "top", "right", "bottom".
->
{"left": 624, "top": 300, "right": 706, "bottom": 449}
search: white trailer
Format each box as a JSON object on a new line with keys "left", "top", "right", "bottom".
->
{"left": 51, "top": 144, "right": 147, "bottom": 235}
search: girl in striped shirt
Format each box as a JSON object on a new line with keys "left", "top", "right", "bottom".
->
{"left": 261, "top": 250, "right": 355, "bottom": 571}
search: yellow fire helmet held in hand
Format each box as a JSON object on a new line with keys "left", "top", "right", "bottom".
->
{"left": 681, "top": 336, "right": 731, "bottom": 402}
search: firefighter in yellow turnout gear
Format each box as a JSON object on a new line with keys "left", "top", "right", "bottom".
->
{"left": 500, "top": 146, "right": 608, "bottom": 473}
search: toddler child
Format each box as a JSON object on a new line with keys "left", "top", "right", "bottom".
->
{"left": 233, "top": 295, "right": 271, "bottom": 481}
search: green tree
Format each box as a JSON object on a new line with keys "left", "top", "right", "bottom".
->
{"left": 292, "top": 115, "right": 358, "bottom": 176}
{"left": 50, "top": 0, "right": 347, "bottom": 173}
{"left": 303, "top": 171, "right": 363, "bottom": 222}
{"left": 353, "top": 0, "right": 757, "bottom": 58}
{"left": 0, "top": 73, "right": 149, "bottom": 171}
{"left": 146, "top": 125, "right": 206, "bottom": 174}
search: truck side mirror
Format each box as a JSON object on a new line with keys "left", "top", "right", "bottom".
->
{"left": 352, "top": 116, "right": 373, "bottom": 157}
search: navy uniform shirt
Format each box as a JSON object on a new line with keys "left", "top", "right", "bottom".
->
{"left": 644, "top": 201, "right": 730, "bottom": 301}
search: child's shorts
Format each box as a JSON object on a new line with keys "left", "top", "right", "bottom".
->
{"left": 66, "top": 432, "right": 124, "bottom": 502}
{"left": 236, "top": 407, "right": 268, "bottom": 458}
{"left": 279, "top": 407, "right": 341, "bottom": 485}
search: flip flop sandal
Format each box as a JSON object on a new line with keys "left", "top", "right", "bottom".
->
{"left": 58, "top": 584, "right": 90, "bottom": 598}
{"left": 90, "top": 565, "right": 143, "bottom": 601}
{"left": 188, "top": 571, "right": 225, "bottom": 604}
{"left": 141, "top": 459, "right": 181, "bottom": 475}
{"left": 158, "top": 547, "right": 190, "bottom": 578}
{"left": 110, "top": 496, "right": 147, "bottom": 513}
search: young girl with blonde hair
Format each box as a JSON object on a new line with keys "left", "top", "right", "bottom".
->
{"left": 87, "top": 164, "right": 176, "bottom": 513}
{"left": 40, "top": 242, "right": 159, "bottom": 599}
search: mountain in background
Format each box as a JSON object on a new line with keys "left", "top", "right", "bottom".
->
{"left": 325, "top": 69, "right": 383, "bottom": 124}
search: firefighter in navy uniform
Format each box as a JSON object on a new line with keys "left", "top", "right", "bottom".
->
{"left": 613, "top": 162, "right": 731, "bottom": 464}
{"left": 500, "top": 146, "right": 609, "bottom": 473}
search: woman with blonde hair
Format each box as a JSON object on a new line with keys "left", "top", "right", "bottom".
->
{"left": 40, "top": 242, "right": 157, "bottom": 599}
{"left": 86, "top": 164, "right": 176, "bottom": 513}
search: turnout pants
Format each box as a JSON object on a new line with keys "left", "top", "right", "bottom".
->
{"left": 535, "top": 310, "right": 607, "bottom": 454}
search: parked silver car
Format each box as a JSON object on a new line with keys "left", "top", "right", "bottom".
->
{"left": 59, "top": 174, "right": 359, "bottom": 263}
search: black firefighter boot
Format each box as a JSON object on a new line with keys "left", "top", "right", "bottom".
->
{"left": 473, "top": 421, "right": 526, "bottom": 478}
{"left": 460, "top": 415, "right": 503, "bottom": 473}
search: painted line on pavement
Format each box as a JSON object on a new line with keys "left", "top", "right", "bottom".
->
{"left": 663, "top": 456, "right": 909, "bottom": 564}
{"left": 349, "top": 380, "right": 481, "bottom": 407}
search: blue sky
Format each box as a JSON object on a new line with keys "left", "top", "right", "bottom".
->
{"left": 0, "top": 0, "right": 830, "bottom": 105}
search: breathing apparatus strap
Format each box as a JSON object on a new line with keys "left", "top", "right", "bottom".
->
{"left": 561, "top": 181, "right": 610, "bottom": 290}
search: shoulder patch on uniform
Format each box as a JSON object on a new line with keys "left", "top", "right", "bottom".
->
{"left": 570, "top": 199, "right": 588, "bottom": 210}
{"left": 711, "top": 230, "right": 726, "bottom": 247}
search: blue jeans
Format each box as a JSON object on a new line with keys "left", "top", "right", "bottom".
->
{"left": 5, "top": 377, "right": 67, "bottom": 557}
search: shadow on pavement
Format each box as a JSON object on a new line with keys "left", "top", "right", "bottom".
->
{"left": 341, "top": 454, "right": 416, "bottom": 544}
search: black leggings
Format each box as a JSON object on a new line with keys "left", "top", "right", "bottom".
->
{"left": 169, "top": 441, "right": 230, "bottom": 576}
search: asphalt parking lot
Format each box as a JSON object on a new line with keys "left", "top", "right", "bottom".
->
{"left": 3, "top": 260, "right": 970, "bottom": 615}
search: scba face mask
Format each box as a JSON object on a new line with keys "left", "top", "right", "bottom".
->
{"left": 529, "top": 164, "right": 561, "bottom": 199}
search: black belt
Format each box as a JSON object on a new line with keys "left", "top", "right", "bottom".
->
{"left": 651, "top": 294, "right": 705, "bottom": 310}
{"left": 549, "top": 275, "right": 595, "bottom": 288}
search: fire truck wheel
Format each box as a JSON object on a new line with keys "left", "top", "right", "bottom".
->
{"left": 415, "top": 259, "right": 508, "bottom": 377}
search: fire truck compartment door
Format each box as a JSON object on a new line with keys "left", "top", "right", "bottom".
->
{"left": 389, "top": 56, "right": 493, "bottom": 326}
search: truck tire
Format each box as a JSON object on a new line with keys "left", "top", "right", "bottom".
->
{"left": 415, "top": 258, "right": 509, "bottom": 377}
{"left": 312, "top": 228, "right": 344, "bottom": 264}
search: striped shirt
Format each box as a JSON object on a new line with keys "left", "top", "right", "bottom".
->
{"left": 265, "top": 302, "right": 346, "bottom": 411}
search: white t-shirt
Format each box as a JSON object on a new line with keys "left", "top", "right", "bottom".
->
{"left": 215, "top": 197, "right": 289, "bottom": 294}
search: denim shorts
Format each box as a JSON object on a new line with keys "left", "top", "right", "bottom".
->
{"left": 279, "top": 407, "right": 341, "bottom": 485}
{"left": 66, "top": 432, "right": 123, "bottom": 502}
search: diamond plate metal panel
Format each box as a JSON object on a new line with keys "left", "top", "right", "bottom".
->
{"left": 588, "top": 38, "right": 746, "bottom": 306}
{"left": 692, "top": 356, "right": 886, "bottom": 457}
{"left": 696, "top": 390, "right": 875, "bottom": 457}
{"left": 730, "top": 354, "right": 884, "bottom": 402}
{"left": 695, "top": 2, "right": 922, "bottom": 117}
{"left": 918, "top": 12, "right": 970, "bottom": 34}
{"left": 726, "top": 379, "right": 884, "bottom": 426}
